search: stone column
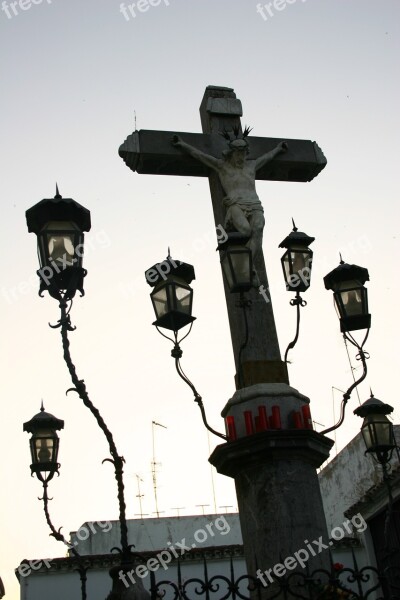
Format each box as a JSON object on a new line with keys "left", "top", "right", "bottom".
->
{"left": 210, "top": 385, "right": 334, "bottom": 599}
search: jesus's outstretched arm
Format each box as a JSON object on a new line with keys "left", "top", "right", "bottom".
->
{"left": 172, "top": 135, "right": 222, "bottom": 171}
{"left": 255, "top": 141, "right": 288, "bottom": 171}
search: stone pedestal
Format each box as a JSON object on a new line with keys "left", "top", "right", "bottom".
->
{"left": 210, "top": 384, "right": 334, "bottom": 599}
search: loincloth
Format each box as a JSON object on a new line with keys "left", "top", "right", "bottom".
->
{"left": 223, "top": 197, "right": 263, "bottom": 228}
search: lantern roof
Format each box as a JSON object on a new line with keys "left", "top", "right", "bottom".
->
{"left": 278, "top": 222, "right": 315, "bottom": 249}
{"left": 354, "top": 393, "right": 394, "bottom": 418}
{"left": 23, "top": 403, "right": 64, "bottom": 433}
{"left": 145, "top": 254, "right": 195, "bottom": 288}
{"left": 324, "top": 260, "right": 369, "bottom": 291}
{"left": 26, "top": 186, "right": 91, "bottom": 234}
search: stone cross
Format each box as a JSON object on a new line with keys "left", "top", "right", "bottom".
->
{"left": 119, "top": 85, "right": 326, "bottom": 388}
{"left": 119, "top": 86, "right": 333, "bottom": 593}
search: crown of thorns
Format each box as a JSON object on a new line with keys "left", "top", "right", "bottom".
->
{"left": 219, "top": 125, "right": 253, "bottom": 148}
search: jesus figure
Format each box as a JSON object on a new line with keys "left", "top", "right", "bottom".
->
{"left": 172, "top": 130, "right": 287, "bottom": 262}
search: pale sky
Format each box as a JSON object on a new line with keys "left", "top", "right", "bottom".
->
{"left": 1, "top": 0, "right": 399, "bottom": 598}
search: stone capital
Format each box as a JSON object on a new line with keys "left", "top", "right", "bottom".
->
{"left": 209, "top": 429, "right": 334, "bottom": 477}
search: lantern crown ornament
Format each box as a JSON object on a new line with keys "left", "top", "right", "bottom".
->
{"left": 324, "top": 258, "right": 370, "bottom": 333}
{"left": 26, "top": 186, "right": 91, "bottom": 301}
{"left": 218, "top": 232, "right": 253, "bottom": 293}
{"left": 279, "top": 220, "right": 315, "bottom": 293}
{"left": 354, "top": 392, "right": 396, "bottom": 465}
{"left": 23, "top": 403, "right": 64, "bottom": 482}
{"left": 145, "top": 252, "right": 196, "bottom": 333}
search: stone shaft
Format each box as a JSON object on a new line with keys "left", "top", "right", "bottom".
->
{"left": 199, "top": 86, "right": 286, "bottom": 385}
{"left": 210, "top": 429, "right": 334, "bottom": 599}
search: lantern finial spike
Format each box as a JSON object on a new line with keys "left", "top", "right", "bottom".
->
{"left": 370, "top": 388, "right": 374, "bottom": 398}
{"left": 291, "top": 218, "right": 298, "bottom": 232}
{"left": 55, "top": 183, "right": 61, "bottom": 199}
{"left": 167, "top": 247, "right": 171, "bottom": 259}
{"left": 339, "top": 252, "right": 344, "bottom": 265}
{"left": 40, "top": 399, "right": 45, "bottom": 412}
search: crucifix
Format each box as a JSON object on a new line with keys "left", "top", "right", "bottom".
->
{"left": 120, "top": 87, "right": 334, "bottom": 591}
{"left": 119, "top": 85, "right": 327, "bottom": 389}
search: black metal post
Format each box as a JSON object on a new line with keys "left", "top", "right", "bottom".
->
{"left": 49, "top": 296, "right": 143, "bottom": 599}
{"left": 39, "top": 480, "right": 88, "bottom": 600}
{"left": 52, "top": 298, "right": 130, "bottom": 557}
{"left": 322, "top": 330, "right": 369, "bottom": 435}
{"left": 284, "top": 292, "right": 307, "bottom": 364}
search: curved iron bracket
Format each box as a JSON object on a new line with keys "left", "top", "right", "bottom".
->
{"left": 284, "top": 292, "right": 307, "bottom": 364}
{"left": 321, "top": 329, "right": 370, "bottom": 435}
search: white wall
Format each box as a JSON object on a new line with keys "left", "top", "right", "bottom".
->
{"left": 319, "top": 427, "right": 400, "bottom": 531}
{"left": 20, "top": 568, "right": 124, "bottom": 600}
{"left": 19, "top": 555, "right": 248, "bottom": 600}
{"left": 17, "top": 514, "right": 245, "bottom": 600}
{"left": 318, "top": 427, "right": 400, "bottom": 600}
{"left": 69, "top": 513, "right": 242, "bottom": 555}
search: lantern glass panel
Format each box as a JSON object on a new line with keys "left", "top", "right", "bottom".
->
{"left": 231, "top": 251, "right": 251, "bottom": 286}
{"left": 151, "top": 279, "right": 193, "bottom": 323}
{"left": 282, "top": 247, "right": 312, "bottom": 291}
{"left": 334, "top": 281, "right": 368, "bottom": 319}
{"left": 35, "top": 437, "right": 54, "bottom": 463}
{"left": 362, "top": 414, "right": 394, "bottom": 451}
{"left": 48, "top": 235, "right": 75, "bottom": 265}
{"left": 282, "top": 254, "right": 291, "bottom": 283}
{"left": 39, "top": 221, "right": 81, "bottom": 269}
{"left": 152, "top": 285, "right": 168, "bottom": 320}
{"left": 174, "top": 284, "right": 192, "bottom": 314}
{"left": 221, "top": 246, "right": 252, "bottom": 292}
{"left": 221, "top": 255, "right": 234, "bottom": 289}
{"left": 340, "top": 289, "right": 362, "bottom": 316}
{"left": 31, "top": 430, "right": 58, "bottom": 465}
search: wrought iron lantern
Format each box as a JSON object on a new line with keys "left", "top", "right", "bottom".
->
{"left": 324, "top": 259, "right": 370, "bottom": 333}
{"left": 354, "top": 393, "right": 396, "bottom": 464}
{"left": 218, "top": 233, "right": 253, "bottom": 293}
{"left": 278, "top": 221, "right": 314, "bottom": 293}
{"left": 145, "top": 255, "right": 196, "bottom": 332}
{"left": 26, "top": 186, "right": 91, "bottom": 300}
{"left": 23, "top": 404, "right": 64, "bottom": 482}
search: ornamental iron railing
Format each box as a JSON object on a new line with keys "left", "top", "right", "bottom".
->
{"left": 148, "top": 550, "right": 400, "bottom": 600}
